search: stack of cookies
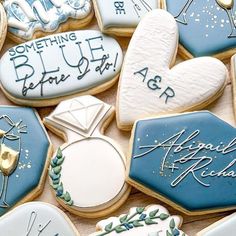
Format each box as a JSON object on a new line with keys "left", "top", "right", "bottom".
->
{"left": 0, "top": 0, "right": 235, "bottom": 235}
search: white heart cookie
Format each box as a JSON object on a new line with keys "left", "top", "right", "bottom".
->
{"left": 117, "top": 9, "right": 228, "bottom": 130}
{"left": 0, "top": 202, "right": 79, "bottom": 235}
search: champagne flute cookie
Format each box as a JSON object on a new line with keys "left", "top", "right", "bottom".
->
{"left": 44, "top": 95, "right": 131, "bottom": 218}
{"left": 3, "top": 0, "right": 94, "bottom": 43}
{"left": 0, "top": 202, "right": 79, "bottom": 235}
{"left": 117, "top": 9, "right": 228, "bottom": 130}
{"left": 0, "top": 106, "right": 52, "bottom": 216}
{"left": 162, "top": 0, "right": 236, "bottom": 59}
{"left": 89, "top": 205, "right": 187, "bottom": 236}
{"left": 93, "top": 0, "right": 160, "bottom": 37}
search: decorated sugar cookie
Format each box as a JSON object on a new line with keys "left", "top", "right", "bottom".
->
{"left": 117, "top": 9, "right": 228, "bottom": 130}
{"left": 3, "top": 0, "right": 93, "bottom": 43}
{"left": 0, "top": 202, "right": 79, "bottom": 235}
{"left": 93, "top": 0, "right": 160, "bottom": 36}
{"left": 197, "top": 212, "right": 236, "bottom": 236}
{"left": 44, "top": 95, "right": 131, "bottom": 218}
{"left": 0, "top": 3, "right": 7, "bottom": 51}
{"left": 89, "top": 205, "right": 187, "bottom": 236}
{"left": 0, "top": 31, "right": 123, "bottom": 107}
{"left": 127, "top": 111, "right": 236, "bottom": 215}
{"left": 0, "top": 106, "right": 51, "bottom": 216}
{"left": 163, "top": 0, "right": 236, "bottom": 59}
{"left": 230, "top": 54, "right": 236, "bottom": 116}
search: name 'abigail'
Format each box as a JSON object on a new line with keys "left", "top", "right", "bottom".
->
{"left": 134, "top": 129, "right": 236, "bottom": 187}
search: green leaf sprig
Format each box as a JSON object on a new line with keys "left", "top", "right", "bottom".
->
{"left": 49, "top": 148, "right": 73, "bottom": 206}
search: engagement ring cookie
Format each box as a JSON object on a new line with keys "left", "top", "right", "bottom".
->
{"left": 44, "top": 95, "right": 130, "bottom": 218}
{"left": 0, "top": 31, "right": 123, "bottom": 107}
{"left": 0, "top": 106, "right": 51, "bottom": 216}
{"left": 197, "top": 212, "right": 236, "bottom": 236}
{"left": 127, "top": 111, "right": 236, "bottom": 215}
{"left": 163, "top": 0, "right": 236, "bottom": 59}
{"left": 89, "top": 205, "right": 187, "bottom": 236}
{"left": 3, "top": 0, "right": 93, "bottom": 43}
{"left": 117, "top": 9, "right": 228, "bottom": 130}
{"left": 93, "top": 0, "right": 160, "bottom": 36}
{"left": 0, "top": 202, "right": 79, "bottom": 236}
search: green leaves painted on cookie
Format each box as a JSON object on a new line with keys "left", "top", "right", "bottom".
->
{"left": 49, "top": 148, "right": 73, "bottom": 206}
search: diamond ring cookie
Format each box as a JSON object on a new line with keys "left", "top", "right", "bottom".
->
{"left": 162, "top": 0, "right": 236, "bottom": 59}
{"left": 0, "top": 106, "right": 52, "bottom": 216}
{"left": 3, "top": 0, "right": 93, "bottom": 43}
{"left": 127, "top": 111, "right": 236, "bottom": 215}
{"left": 44, "top": 95, "right": 131, "bottom": 218}
{"left": 0, "top": 30, "right": 123, "bottom": 107}
{"left": 116, "top": 9, "right": 228, "bottom": 130}
{"left": 197, "top": 212, "right": 236, "bottom": 236}
{"left": 0, "top": 3, "right": 7, "bottom": 51}
{"left": 0, "top": 202, "right": 79, "bottom": 235}
{"left": 89, "top": 205, "right": 187, "bottom": 236}
{"left": 93, "top": 0, "right": 160, "bottom": 37}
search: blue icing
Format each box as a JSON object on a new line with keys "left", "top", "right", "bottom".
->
{"left": 129, "top": 111, "right": 236, "bottom": 212}
{"left": 0, "top": 107, "right": 50, "bottom": 216}
{"left": 166, "top": 0, "right": 236, "bottom": 56}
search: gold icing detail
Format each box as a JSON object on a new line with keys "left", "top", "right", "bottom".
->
{"left": 0, "top": 130, "right": 5, "bottom": 137}
{"left": 0, "top": 144, "right": 19, "bottom": 176}
{"left": 216, "top": 0, "right": 234, "bottom": 9}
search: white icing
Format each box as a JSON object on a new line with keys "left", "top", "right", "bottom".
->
{"left": 4, "top": 0, "right": 92, "bottom": 39}
{"left": 90, "top": 205, "right": 187, "bottom": 236}
{"left": 197, "top": 213, "right": 236, "bottom": 236}
{"left": 0, "top": 31, "right": 123, "bottom": 101}
{"left": 0, "top": 202, "right": 78, "bottom": 235}
{"left": 45, "top": 95, "right": 128, "bottom": 211}
{"left": 95, "top": 0, "right": 159, "bottom": 29}
{"left": 61, "top": 138, "right": 126, "bottom": 208}
{"left": 117, "top": 9, "right": 228, "bottom": 128}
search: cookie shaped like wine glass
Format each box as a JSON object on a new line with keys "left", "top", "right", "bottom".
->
{"left": 44, "top": 95, "right": 131, "bottom": 218}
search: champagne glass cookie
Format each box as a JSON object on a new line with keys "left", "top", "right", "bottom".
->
{"left": 44, "top": 95, "right": 131, "bottom": 218}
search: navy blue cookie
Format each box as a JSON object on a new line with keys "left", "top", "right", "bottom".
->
{"left": 128, "top": 111, "right": 236, "bottom": 215}
{"left": 163, "top": 0, "right": 236, "bottom": 59}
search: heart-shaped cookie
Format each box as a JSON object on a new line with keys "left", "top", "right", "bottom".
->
{"left": 117, "top": 9, "right": 228, "bottom": 130}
